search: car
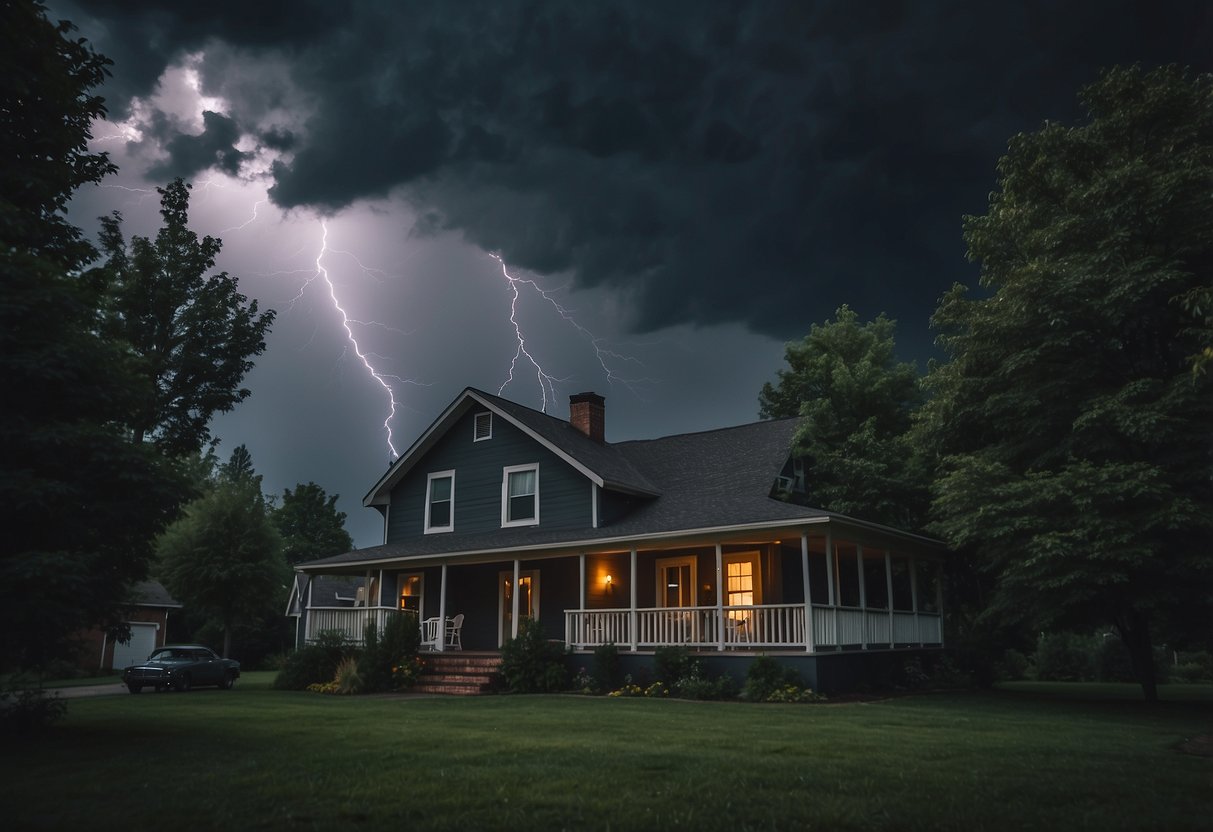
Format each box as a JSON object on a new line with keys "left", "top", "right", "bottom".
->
{"left": 122, "top": 645, "right": 240, "bottom": 693}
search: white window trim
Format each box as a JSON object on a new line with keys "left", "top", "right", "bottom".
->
{"left": 655, "top": 556, "right": 698, "bottom": 608}
{"left": 501, "top": 463, "right": 540, "bottom": 528}
{"left": 424, "top": 470, "right": 455, "bottom": 534}
{"left": 474, "top": 411, "right": 493, "bottom": 442}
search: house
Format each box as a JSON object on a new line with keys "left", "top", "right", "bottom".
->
{"left": 76, "top": 580, "right": 182, "bottom": 672}
{"left": 291, "top": 388, "right": 946, "bottom": 690}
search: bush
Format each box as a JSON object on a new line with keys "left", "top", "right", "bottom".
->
{"left": 995, "top": 649, "right": 1030, "bottom": 681}
{"left": 1173, "top": 651, "right": 1213, "bottom": 683}
{"left": 676, "top": 664, "right": 737, "bottom": 701}
{"left": 591, "top": 642, "right": 621, "bottom": 693}
{"left": 765, "top": 684, "right": 825, "bottom": 703}
{"left": 500, "top": 618, "right": 568, "bottom": 693}
{"left": 741, "top": 655, "right": 801, "bottom": 702}
{"left": 0, "top": 686, "right": 67, "bottom": 736}
{"left": 1033, "top": 632, "right": 1097, "bottom": 682}
{"left": 272, "top": 631, "right": 356, "bottom": 690}
{"left": 654, "top": 646, "right": 692, "bottom": 695}
{"left": 359, "top": 612, "right": 422, "bottom": 693}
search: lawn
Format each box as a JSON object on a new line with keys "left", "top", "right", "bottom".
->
{"left": 2, "top": 681, "right": 1209, "bottom": 831}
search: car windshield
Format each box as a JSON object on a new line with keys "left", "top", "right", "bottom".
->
{"left": 151, "top": 649, "right": 195, "bottom": 660}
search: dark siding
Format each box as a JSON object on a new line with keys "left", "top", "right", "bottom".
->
{"left": 386, "top": 410, "right": 592, "bottom": 543}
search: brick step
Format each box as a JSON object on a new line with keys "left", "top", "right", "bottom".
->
{"left": 417, "top": 672, "right": 496, "bottom": 686}
{"left": 420, "top": 661, "right": 501, "bottom": 674}
{"left": 414, "top": 682, "right": 487, "bottom": 696}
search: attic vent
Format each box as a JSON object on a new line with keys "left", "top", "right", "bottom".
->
{"left": 474, "top": 411, "right": 493, "bottom": 441}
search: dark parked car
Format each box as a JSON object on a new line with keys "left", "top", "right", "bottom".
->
{"left": 122, "top": 645, "right": 240, "bottom": 693}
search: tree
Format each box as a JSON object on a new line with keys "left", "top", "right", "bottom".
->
{"left": 97, "top": 179, "right": 276, "bottom": 455}
{"left": 919, "top": 66, "right": 1213, "bottom": 701}
{"left": 0, "top": 2, "right": 187, "bottom": 671}
{"left": 158, "top": 451, "right": 287, "bottom": 658}
{"left": 759, "top": 305, "right": 930, "bottom": 531}
{"left": 273, "top": 482, "right": 354, "bottom": 565}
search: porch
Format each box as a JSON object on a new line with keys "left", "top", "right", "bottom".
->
{"left": 298, "top": 526, "right": 945, "bottom": 655}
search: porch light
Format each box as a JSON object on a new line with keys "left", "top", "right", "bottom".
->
{"left": 604, "top": 574, "right": 613, "bottom": 586}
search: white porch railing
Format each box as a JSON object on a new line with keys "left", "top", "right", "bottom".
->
{"left": 565, "top": 605, "right": 943, "bottom": 651}
{"left": 304, "top": 606, "right": 406, "bottom": 645}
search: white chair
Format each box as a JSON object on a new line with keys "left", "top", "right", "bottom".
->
{"left": 420, "top": 616, "right": 442, "bottom": 650}
{"left": 444, "top": 614, "right": 464, "bottom": 651}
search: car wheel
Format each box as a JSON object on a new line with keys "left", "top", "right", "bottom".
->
{"left": 127, "top": 684, "right": 142, "bottom": 694}
{"left": 176, "top": 673, "right": 192, "bottom": 693}
{"left": 220, "top": 672, "right": 236, "bottom": 690}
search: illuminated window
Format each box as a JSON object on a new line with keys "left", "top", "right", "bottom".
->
{"left": 398, "top": 573, "right": 423, "bottom": 615}
{"left": 502, "top": 464, "right": 539, "bottom": 527}
{"left": 425, "top": 471, "right": 454, "bottom": 533}
{"left": 726, "top": 560, "right": 754, "bottom": 607}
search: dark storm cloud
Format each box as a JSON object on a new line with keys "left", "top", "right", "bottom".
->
{"left": 62, "top": 0, "right": 1213, "bottom": 343}
{"left": 146, "top": 110, "right": 249, "bottom": 180}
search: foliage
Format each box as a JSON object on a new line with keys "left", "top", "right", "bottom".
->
{"left": 919, "top": 66, "right": 1213, "bottom": 702}
{"left": 0, "top": 1, "right": 187, "bottom": 672}
{"left": 760, "top": 305, "right": 930, "bottom": 530}
{"left": 995, "top": 649, "right": 1031, "bottom": 682}
{"left": 674, "top": 664, "right": 737, "bottom": 701}
{"left": 0, "top": 685, "right": 67, "bottom": 736}
{"left": 1030, "top": 631, "right": 1169, "bottom": 685}
{"left": 590, "top": 642, "right": 621, "bottom": 693}
{"left": 764, "top": 684, "right": 825, "bottom": 703}
{"left": 499, "top": 618, "right": 568, "bottom": 693}
{"left": 1172, "top": 652, "right": 1213, "bottom": 683}
{"left": 653, "top": 646, "right": 692, "bottom": 693}
{"left": 740, "top": 655, "right": 803, "bottom": 702}
{"left": 272, "top": 631, "right": 356, "bottom": 690}
{"left": 308, "top": 657, "right": 362, "bottom": 695}
{"left": 96, "top": 178, "right": 275, "bottom": 455}
{"left": 273, "top": 482, "right": 354, "bottom": 565}
{"left": 157, "top": 471, "right": 287, "bottom": 657}
{"left": 607, "top": 680, "right": 669, "bottom": 697}
{"left": 358, "top": 612, "right": 421, "bottom": 693}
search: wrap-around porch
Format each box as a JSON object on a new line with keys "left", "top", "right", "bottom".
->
{"left": 299, "top": 526, "right": 944, "bottom": 654}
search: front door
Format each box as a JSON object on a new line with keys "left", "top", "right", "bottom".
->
{"left": 498, "top": 570, "right": 540, "bottom": 646}
{"left": 655, "top": 556, "right": 697, "bottom": 607}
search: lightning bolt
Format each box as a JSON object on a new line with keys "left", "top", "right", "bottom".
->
{"left": 314, "top": 220, "right": 422, "bottom": 460}
{"left": 218, "top": 199, "right": 265, "bottom": 233}
{"left": 491, "top": 254, "right": 654, "bottom": 411}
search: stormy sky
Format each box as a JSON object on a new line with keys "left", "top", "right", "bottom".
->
{"left": 52, "top": 0, "right": 1212, "bottom": 548}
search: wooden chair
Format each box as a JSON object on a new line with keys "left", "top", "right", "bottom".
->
{"left": 420, "top": 617, "right": 442, "bottom": 650}
{"left": 444, "top": 614, "right": 464, "bottom": 651}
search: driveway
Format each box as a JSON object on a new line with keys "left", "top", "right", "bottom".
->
{"left": 45, "top": 682, "right": 127, "bottom": 699}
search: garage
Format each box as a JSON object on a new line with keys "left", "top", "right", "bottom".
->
{"left": 110, "top": 622, "right": 158, "bottom": 670}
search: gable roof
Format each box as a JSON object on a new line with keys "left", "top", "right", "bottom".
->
{"left": 363, "top": 387, "right": 659, "bottom": 507}
{"left": 304, "top": 410, "right": 867, "bottom": 572}
{"left": 128, "top": 580, "right": 182, "bottom": 609}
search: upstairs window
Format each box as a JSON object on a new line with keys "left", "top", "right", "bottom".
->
{"left": 502, "top": 464, "right": 539, "bottom": 527}
{"left": 474, "top": 411, "right": 493, "bottom": 441}
{"left": 425, "top": 470, "right": 455, "bottom": 533}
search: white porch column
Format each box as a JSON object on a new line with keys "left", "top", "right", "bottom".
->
{"left": 800, "top": 532, "right": 814, "bottom": 653}
{"left": 578, "top": 553, "right": 587, "bottom": 649}
{"left": 437, "top": 564, "right": 448, "bottom": 653}
{"left": 884, "top": 549, "right": 895, "bottom": 648}
{"left": 825, "top": 530, "right": 836, "bottom": 647}
{"left": 715, "top": 543, "right": 725, "bottom": 651}
{"left": 364, "top": 569, "right": 373, "bottom": 636}
{"left": 629, "top": 548, "right": 638, "bottom": 652}
{"left": 910, "top": 555, "right": 922, "bottom": 647}
{"left": 511, "top": 558, "right": 521, "bottom": 640}
{"left": 856, "top": 544, "right": 867, "bottom": 649}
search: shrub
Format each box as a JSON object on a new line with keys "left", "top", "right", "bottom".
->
{"left": 1033, "top": 632, "right": 1097, "bottom": 682}
{"left": 359, "top": 612, "right": 422, "bottom": 693}
{"left": 676, "top": 663, "right": 737, "bottom": 701}
{"left": 572, "top": 666, "right": 594, "bottom": 694}
{"left": 591, "top": 642, "right": 621, "bottom": 693}
{"left": 1173, "top": 651, "right": 1213, "bottom": 683}
{"left": 0, "top": 685, "right": 67, "bottom": 736}
{"left": 272, "top": 631, "right": 356, "bottom": 690}
{"left": 741, "top": 655, "right": 800, "bottom": 702}
{"left": 500, "top": 618, "right": 568, "bottom": 693}
{"left": 995, "top": 649, "right": 1030, "bottom": 681}
{"left": 765, "top": 684, "right": 825, "bottom": 703}
{"left": 654, "top": 646, "right": 692, "bottom": 694}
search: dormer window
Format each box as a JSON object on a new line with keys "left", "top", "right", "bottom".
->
{"left": 474, "top": 411, "right": 493, "bottom": 442}
{"left": 501, "top": 464, "right": 539, "bottom": 527}
{"left": 425, "top": 471, "right": 455, "bottom": 533}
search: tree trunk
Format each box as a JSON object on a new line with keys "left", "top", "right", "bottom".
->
{"left": 1116, "top": 610, "right": 1158, "bottom": 703}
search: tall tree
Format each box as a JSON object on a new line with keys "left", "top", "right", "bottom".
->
{"left": 760, "top": 305, "right": 929, "bottom": 530}
{"left": 97, "top": 179, "right": 276, "bottom": 455}
{"left": 273, "top": 482, "right": 354, "bottom": 565}
{"left": 920, "top": 65, "right": 1213, "bottom": 701}
{"left": 158, "top": 449, "right": 287, "bottom": 658}
{"left": 0, "top": 2, "right": 186, "bottom": 671}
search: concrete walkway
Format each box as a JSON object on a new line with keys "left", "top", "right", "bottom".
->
{"left": 41, "top": 682, "right": 127, "bottom": 699}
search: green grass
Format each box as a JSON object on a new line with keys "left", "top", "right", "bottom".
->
{"left": 2, "top": 684, "right": 1209, "bottom": 831}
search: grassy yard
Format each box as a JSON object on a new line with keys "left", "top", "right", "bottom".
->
{"left": 2, "top": 679, "right": 1209, "bottom": 831}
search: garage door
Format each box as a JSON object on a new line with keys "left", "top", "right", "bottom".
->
{"left": 111, "top": 623, "right": 158, "bottom": 670}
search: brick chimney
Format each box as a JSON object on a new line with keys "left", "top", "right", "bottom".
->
{"left": 569, "top": 392, "right": 605, "bottom": 443}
